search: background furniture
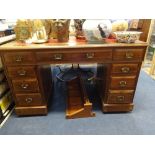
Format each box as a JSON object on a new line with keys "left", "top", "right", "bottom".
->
{"left": 142, "top": 20, "right": 155, "bottom": 78}
{"left": 0, "top": 57, "right": 14, "bottom": 126}
{"left": 149, "top": 44, "right": 155, "bottom": 75}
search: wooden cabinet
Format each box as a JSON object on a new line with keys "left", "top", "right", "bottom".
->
{"left": 0, "top": 41, "right": 147, "bottom": 116}
{"left": 95, "top": 45, "right": 147, "bottom": 112}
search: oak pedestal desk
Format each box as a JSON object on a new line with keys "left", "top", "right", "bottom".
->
{"left": 0, "top": 41, "right": 147, "bottom": 116}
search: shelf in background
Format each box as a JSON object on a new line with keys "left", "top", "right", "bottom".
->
{"left": 0, "top": 34, "right": 16, "bottom": 45}
{"left": 0, "top": 102, "right": 14, "bottom": 128}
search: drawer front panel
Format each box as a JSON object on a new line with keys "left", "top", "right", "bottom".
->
{"left": 36, "top": 50, "right": 112, "bottom": 63}
{"left": 111, "top": 63, "right": 139, "bottom": 74}
{"left": 113, "top": 48, "right": 145, "bottom": 61}
{"left": 7, "top": 66, "right": 36, "bottom": 79}
{"left": 12, "top": 79, "right": 39, "bottom": 93}
{"left": 107, "top": 91, "right": 134, "bottom": 104}
{"left": 15, "top": 93, "right": 43, "bottom": 106}
{"left": 15, "top": 106, "right": 47, "bottom": 116}
{"left": 110, "top": 76, "right": 136, "bottom": 89}
{"left": 3, "top": 52, "right": 35, "bottom": 65}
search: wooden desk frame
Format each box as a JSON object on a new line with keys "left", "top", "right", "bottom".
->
{"left": 0, "top": 41, "right": 147, "bottom": 116}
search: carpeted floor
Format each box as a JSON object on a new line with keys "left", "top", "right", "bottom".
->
{"left": 0, "top": 69, "right": 155, "bottom": 135}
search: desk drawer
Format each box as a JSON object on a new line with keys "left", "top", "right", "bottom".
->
{"left": 36, "top": 50, "right": 112, "bottom": 63}
{"left": 113, "top": 48, "right": 145, "bottom": 61}
{"left": 15, "top": 93, "right": 43, "bottom": 106}
{"left": 107, "top": 90, "right": 134, "bottom": 104}
{"left": 3, "top": 52, "right": 35, "bottom": 65}
{"left": 111, "top": 63, "right": 139, "bottom": 75}
{"left": 7, "top": 66, "right": 36, "bottom": 79}
{"left": 12, "top": 79, "right": 39, "bottom": 93}
{"left": 110, "top": 76, "right": 136, "bottom": 89}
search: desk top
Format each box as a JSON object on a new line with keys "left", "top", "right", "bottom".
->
{"left": 0, "top": 39, "right": 148, "bottom": 50}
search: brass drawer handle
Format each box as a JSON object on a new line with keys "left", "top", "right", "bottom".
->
{"left": 25, "top": 97, "right": 33, "bottom": 103}
{"left": 119, "top": 81, "right": 127, "bottom": 87}
{"left": 17, "top": 70, "right": 26, "bottom": 76}
{"left": 86, "top": 53, "right": 94, "bottom": 59}
{"left": 126, "top": 52, "right": 134, "bottom": 59}
{"left": 21, "top": 83, "right": 29, "bottom": 89}
{"left": 54, "top": 54, "right": 62, "bottom": 60}
{"left": 117, "top": 96, "right": 125, "bottom": 102}
{"left": 121, "top": 67, "right": 130, "bottom": 73}
{"left": 15, "top": 56, "right": 23, "bottom": 62}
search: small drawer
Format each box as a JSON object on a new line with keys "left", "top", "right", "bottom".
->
{"left": 7, "top": 66, "right": 36, "bottom": 79}
{"left": 113, "top": 48, "right": 145, "bottom": 61}
{"left": 12, "top": 79, "right": 39, "bottom": 93}
{"left": 111, "top": 63, "right": 139, "bottom": 74}
{"left": 110, "top": 76, "right": 136, "bottom": 89}
{"left": 107, "top": 90, "right": 134, "bottom": 104}
{"left": 36, "top": 49, "right": 112, "bottom": 63}
{"left": 3, "top": 52, "right": 35, "bottom": 65}
{"left": 15, "top": 93, "right": 43, "bottom": 106}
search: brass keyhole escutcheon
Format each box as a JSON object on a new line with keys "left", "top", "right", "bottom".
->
{"left": 25, "top": 97, "right": 33, "bottom": 103}
{"left": 54, "top": 54, "right": 62, "bottom": 60}
{"left": 15, "top": 56, "right": 23, "bottom": 62}
{"left": 126, "top": 52, "right": 134, "bottom": 59}
{"left": 17, "top": 70, "right": 26, "bottom": 76}
{"left": 86, "top": 53, "right": 94, "bottom": 59}
{"left": 21, "top": 83, "right": 29, "bottom": 89}
{"left": 119, "top": 81, "right": 127, "bottom": 87}
{"left": 117, "top": 96, "right": 125, "bottom": 102}
{"left": 121, "top": 67, "right": 130, "bottom": 73}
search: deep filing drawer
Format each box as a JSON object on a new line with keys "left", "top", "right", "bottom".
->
{"left": 3, "top": 52, "right": 35, "bottom": 65}
{"left": 7, "top": 66, "right": 36, "bottom": 79}
{"left": 15, "top": 93, "right": 43, "bottom": 107}
{"left": 36, "top": 49, "right": 112, "bottom": 63}
{"left": 110, "top": 76, "right": 136, "bottom": 89}
{"left": 12, "top": 79, "right": 39, "bottom": 93}
{"left": 107, "top": 90, "right": 134, "bottom": 104}
{"left": 111, "top": 63, "right": 139, "bottom": 75}
{"left": 113, "top": 48, "right": 145, "bottom": 61}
